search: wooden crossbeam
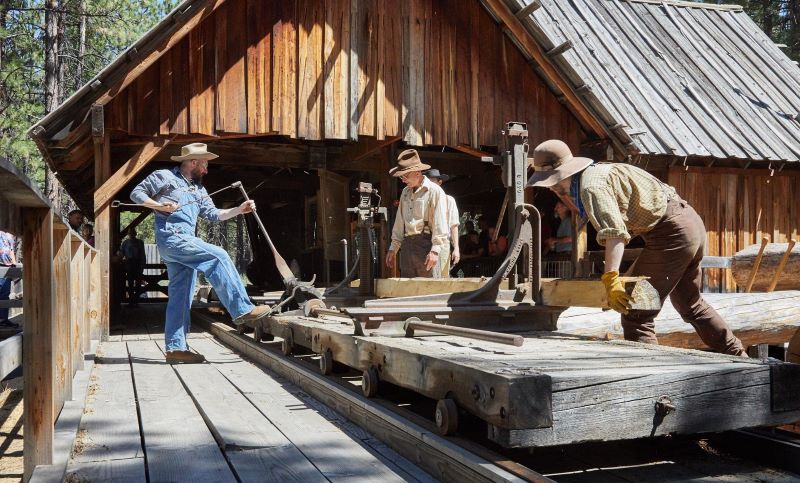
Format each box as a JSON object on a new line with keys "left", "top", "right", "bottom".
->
{"left": 94, "top": 137, "right": 170, "bottom": 211}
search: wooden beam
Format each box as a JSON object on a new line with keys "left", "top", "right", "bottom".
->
{"left": 515, "top": 0, "right": 541, "bottom": 19}
{"left": 480, "top": 0, "right": 607, "bottom": 138}
{"left": 453, "top": 143, "right": 496, "bottom": 159}
{"left": 0, "top": 334, "right": 22, "bottom": 381}
{"left": 541, "top": 276, "right": 659, "bottom": 310}
{"left": 22, "top": 208, "right": 54, "bottom": 481}
{"left": 94, "top": 137, "right": 170, "bottom": 211}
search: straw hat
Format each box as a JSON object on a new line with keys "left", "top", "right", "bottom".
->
{"left": 526, "top": 140, "right": 593, "bottom": 188}
{"left": 389, "top": 149, "right": 431, "bottom": 177}
{"left": 170, "top": 142, "right": 219, "bottom": 161}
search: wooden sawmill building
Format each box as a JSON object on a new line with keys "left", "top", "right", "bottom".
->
{"left": 28, "top": 0, "right": 800, "bottom": 317}
{"left": 12, "top": 0, "right": 800, "bottom": 478}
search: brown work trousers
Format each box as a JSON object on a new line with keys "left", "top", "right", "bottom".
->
{"left": 400, "top": 234, "right": 434, "bottom": 278}
{"left": 624, "top": 199, "right": 745, "bottom": 355}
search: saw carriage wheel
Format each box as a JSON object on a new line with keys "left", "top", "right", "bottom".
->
{"left": 319, "top": 349, "right": 334, "bottom": 375}
{"left": 362, "top": 366, "right": 379, "bottom": 398}
{"left": 435, "top": 398, "right": 458, "bottom": 436}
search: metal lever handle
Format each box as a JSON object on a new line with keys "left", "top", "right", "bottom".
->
{"left": 233, "top": 181, "right": 296, "bottom": 286}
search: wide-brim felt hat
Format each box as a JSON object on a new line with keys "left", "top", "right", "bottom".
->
{"left": 170, "top": 142, "right": 219, "bottom": 161}
{"left": 526, "top": 139, "right": 592, "bottom": 188}
{"left": 390, "top": 149, "right": 431, "bottom": 176}
{"left": 423, "top": 168, "right": 450, "bottom": 182}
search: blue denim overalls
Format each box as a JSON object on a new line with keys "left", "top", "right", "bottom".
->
{"left": 149, "top": 169, "right": 254, "bottom": 351}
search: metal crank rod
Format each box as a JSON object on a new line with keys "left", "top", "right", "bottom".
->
{"left": 404, "top": 320, "right": 524, "bottom": 347}
{"left": 232, "top": 181, "right": 297, "bottom": 286}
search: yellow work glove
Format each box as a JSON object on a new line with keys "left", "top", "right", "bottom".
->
{"left": 601, "top": 271, "right": 633, "bottom": 315}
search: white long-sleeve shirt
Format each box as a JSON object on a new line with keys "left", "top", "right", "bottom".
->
{"left": 390, "top": 176, "right": 449, "bottom": 254}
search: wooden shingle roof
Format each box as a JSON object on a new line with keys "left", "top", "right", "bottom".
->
{"left": 507, "top": 0, "right": 800, "bottom": 162}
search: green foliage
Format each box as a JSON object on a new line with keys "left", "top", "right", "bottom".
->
{"left": 0, "top": 0, "right": 181, "bottom": 197}
{"left": 696, "top": 0, "right": 799, "bottom": 62}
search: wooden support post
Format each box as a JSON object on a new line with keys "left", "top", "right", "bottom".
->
{"left": 767, "top": 239, "right": 797, "bottom": 292}
{"left": 82, "top": 245, "right": 92, "bottom": 345}
{"left": 94, "top": 207, "right": 111, "bottom": 340}
{"left": 22, "top": 208, "right": 54, "bottom": 481}
{"left": 546, "top": 40, "right": 573, "bottom": 57}
{"left": 53, "top": 226, "right": 72, "bottom": 407}
{"left": 571, "top": 215, "right": 588, "bottom": 277}
{"left": 745, "top": 236, "right": 769, "bottom": 293}
{"left": 788, "top": 327, "right": 800, "bottom": 364}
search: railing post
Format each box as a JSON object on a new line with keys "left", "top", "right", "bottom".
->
{"left": 70, "top": 236, "right": 85, "bottom": 371}
{"left": 88, "top": 250, "right": 101, "bottom": 340}
{"left": 22, "top": 208, "right": 54, "bottom": 481}
{"left": 53, "top": 226, "right": 73, "bottom": 405}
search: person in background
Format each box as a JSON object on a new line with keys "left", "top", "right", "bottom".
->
{"left": 385, "top": 149, "right": 449, "bottom": 278}
{"left": 119, "top": 227, "right": 146, "bottom": 307}
{"left": 80, "top": 223, "right": 95, "bottom": 248}
{"left": 459, "top": 220, "right": 480, "bottom": 260}
{"left": 546, "top": 200, "right": 573, "bottom": 255}
{"left": 67, "top": 209, "right": 84, "bottom": 232}
{"left": 0, "top": 231, "right": 18, "bottom": 327}
{"left": 487, "top": 226, "right": 508, "bottom": 257}
{"left": 424, "top": 169, "right": 460, "bottom": 277}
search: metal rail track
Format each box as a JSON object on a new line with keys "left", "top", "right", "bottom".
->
{"left": 194, "top": 311, "right": 551, "bottom": 483}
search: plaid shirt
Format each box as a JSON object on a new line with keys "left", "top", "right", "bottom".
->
{"left": 0, "top": 231, "right": 15, "bottom": 265}
{"left": 390, "top": 176, "right": 449, "bottom": 254}
{"left": 580, "top": 163, "right": 677, "bottom": 246}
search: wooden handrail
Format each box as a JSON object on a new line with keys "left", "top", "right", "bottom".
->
{"left": 1, "top": 157, "right": 101, "bottom": 481}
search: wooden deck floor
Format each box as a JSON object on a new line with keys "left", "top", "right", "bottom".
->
{"left": 65, "top": 305, "right": 431, "bottom": 482}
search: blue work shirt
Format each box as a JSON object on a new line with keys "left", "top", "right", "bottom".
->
{"left": 130, "top": 167, "right": 220, "bottom": 233}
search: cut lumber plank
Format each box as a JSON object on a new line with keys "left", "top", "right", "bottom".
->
{"left": 557, "top": 291, "right": 800, "bottom": 349}
{"left": 188, "top": 337, "right": 408, "bottom": 481}
{"left": 357, "top": 277, "right": 659, "bottom": 310}
{"left": 126, "top": 340, "right": 236, "bottom": 483}
{"left": 732, "top": 242, "right": 800, "bottom": 291}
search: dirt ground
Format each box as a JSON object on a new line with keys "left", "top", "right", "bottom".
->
{"left": 0, "top": 377, "right": 23, "bottom": 483}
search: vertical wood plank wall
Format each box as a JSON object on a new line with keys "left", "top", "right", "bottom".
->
{"left": 107, "top": 0, "right": 586, "bottom": 150}
{"left": 669, "top": 167, "right": 800, "bottom": 292}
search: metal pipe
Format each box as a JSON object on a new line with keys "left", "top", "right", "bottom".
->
{"left": 403, "top": 320, "right": 524, "bottom": 347}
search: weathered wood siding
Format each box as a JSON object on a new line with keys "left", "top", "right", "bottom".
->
{"left": 669, "top": 167, "right": 800, "bottom": 292}
{"left": 107, "top": 0, "right": 585, "bottom": 149}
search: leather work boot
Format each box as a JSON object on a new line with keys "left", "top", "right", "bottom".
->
{"left": 165, "top": 350, "right": 206, "bottom": 364}
{"left": 236, "top": 305, "right": 271, "bottom": 325}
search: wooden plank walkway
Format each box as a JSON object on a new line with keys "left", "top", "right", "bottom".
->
{"left": 64, "top": 320, "right": 426, "bottom": 482}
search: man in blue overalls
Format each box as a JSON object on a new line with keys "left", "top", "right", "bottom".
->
{"left": 131, "top": 143, "right": 270, "bottom": 363}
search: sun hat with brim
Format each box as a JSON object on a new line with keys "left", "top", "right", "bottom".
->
{"left": 170, "top": 142, "right": 219, "bottom": 161}
{"left": 389, "top": 149, "right": 431, "bottom": 177}
{"left": 526, "top": 139, "right": 593, "bottom": 188}
{"left": 423, "top": 168, "right": 450, "bottom": 182}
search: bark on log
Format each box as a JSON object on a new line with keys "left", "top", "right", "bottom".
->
{"left": 732, "top": 243, "right": 800, "bottom": 291}
{"left": 556, "top": 291, "right": 800, "bottom": 350}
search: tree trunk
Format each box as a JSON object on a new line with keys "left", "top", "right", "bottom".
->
{"left": 761, "top": 0, "right": 774, "bottom": 36}
{"left": 77, "top": 0, "right": 86, "bottom": 88}
{"left": 43, "top": 0, "right": 62, "bottom": 206}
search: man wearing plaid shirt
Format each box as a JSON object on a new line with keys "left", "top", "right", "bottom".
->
{"left": 528, "top": 140, "right": 745, "bottom": 356}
